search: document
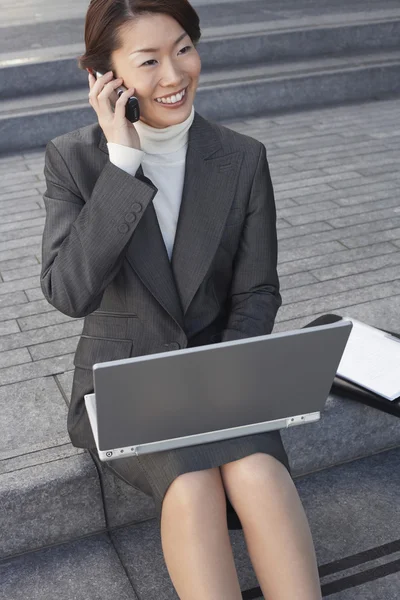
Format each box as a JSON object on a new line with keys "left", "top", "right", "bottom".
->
{"left": 336, "top": 318, "right": 400, "bottom": 401}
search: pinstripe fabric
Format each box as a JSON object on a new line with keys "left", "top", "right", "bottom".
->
{"left": 41, "top": 111, "right": 289, "bottom": 528}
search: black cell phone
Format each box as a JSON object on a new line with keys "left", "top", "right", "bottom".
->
{"left": 94, "top": 70, "right": 140, "bottom": 123}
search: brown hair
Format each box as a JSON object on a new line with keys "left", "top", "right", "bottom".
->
{"left": 78, "top": 0, "right": 201, "bottom": 74}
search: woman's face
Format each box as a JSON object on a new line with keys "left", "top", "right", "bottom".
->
{"left": 111, "top": 13, "right": 201, "bottom": 129}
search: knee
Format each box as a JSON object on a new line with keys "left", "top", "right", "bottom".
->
{"left": 163, "top": 467, "right": 225, "bottom": 515}
{"left": 221, "top": 452, "right": 291, "bottom": 492}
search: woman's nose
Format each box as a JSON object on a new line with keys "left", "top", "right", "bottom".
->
{"left": 160, "top": 59, "right": 184, "bottom": 86}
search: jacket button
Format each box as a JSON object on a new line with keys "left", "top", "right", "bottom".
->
{"left": 118, "top": 223, "right": 129, "bottom": 234}
{"left": 125, "top": 212, "right": 136, "bottom": 223}
{"left": 132, "top": 203, "right": 143, "bottom": 213}
{"left": 169, "top": 342, "right": 180, "bottom": 350}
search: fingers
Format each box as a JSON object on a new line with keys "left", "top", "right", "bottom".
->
{"left": 87, "top": 69, "right": 113, "bottom": 96}
{"left": 87, "top": 71, "right": 124, "bottom": 121}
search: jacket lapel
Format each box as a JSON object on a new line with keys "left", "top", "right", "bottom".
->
{"left": 171, "top": 113, "right": 243, "bottom": 314}
{"left": 125, "top": 193, "right": 185, "bottom": 329}
{"left": 97, "top": 111, "right": 243, "bottom": 322}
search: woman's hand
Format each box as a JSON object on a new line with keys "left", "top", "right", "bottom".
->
{"left": 87, "top": 70, "right": 141, "bottom": 150}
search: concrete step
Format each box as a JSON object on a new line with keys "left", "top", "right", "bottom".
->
{"left": 2, "top": 446, "right": 400, "bottom": 599}
{"left": 0, "top": 0, "right": 399, "bottom": 53}
{"left": 2, "top": 14, "right": 400, "bottom": 100}
{"left": 0, "top": 533, "right": 140, "bottom": 600}
{"left": 2, "top": 0, "right": 400, "bottom": 51}
{"left": 1, "top": 0, "right": 276, "bottom": 52}
{"left": 1, "top": 49, "right": 400, "bottom": 154}
{"left": 2, "top": 385, "right": 400, "bottom": 560}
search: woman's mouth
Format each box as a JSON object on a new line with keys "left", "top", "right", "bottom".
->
{"left": 154, "top": 87, "right": 188, "bottom": 108}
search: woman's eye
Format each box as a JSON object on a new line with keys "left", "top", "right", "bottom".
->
{"left": 141, "top": 46, "right": 192, "bottom": 67}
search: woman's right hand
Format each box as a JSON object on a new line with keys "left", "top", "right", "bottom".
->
{"left": 87, "top": 70, "right": 141, "bottom": 150}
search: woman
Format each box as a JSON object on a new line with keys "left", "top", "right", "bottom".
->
{"left": 40, "top": 0, "right": 322, "bottom": 597}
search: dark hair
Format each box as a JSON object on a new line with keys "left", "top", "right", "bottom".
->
{"left": 78, "top": 0, "right": 201, "bottom": 74}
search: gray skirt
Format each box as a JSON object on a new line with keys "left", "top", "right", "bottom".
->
{"left": 98, "top": 429, "right": 291, "bottom": 530}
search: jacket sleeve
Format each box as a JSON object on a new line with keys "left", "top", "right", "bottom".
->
{"left": 221, "top": 143, "right": 282, "bottom": 342}
{"left": 40, "top": 140, "right": 157, "bottom": 318}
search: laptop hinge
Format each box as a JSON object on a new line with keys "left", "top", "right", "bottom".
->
{"left": 286, "top": 412, "right": 320, "bottom": 427}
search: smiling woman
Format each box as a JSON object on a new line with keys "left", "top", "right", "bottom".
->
{"left": 78, "top": 0, "right": 201, "bottom": 129}
{"left": 111, "top": 14, "right": 200, "bottom": 127}
{"left": 40, "top": 1, "right": 322, "bottom": 598}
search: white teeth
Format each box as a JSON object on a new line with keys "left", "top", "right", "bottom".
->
{"left": 156, "top": 88, "right": 186, "bottom": 104}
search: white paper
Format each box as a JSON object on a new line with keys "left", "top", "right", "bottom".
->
{"left": 336, "top": 318, "right": 400, "bottom": 401}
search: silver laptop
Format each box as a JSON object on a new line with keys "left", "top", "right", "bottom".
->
{"left": 85, "top": 320, "right": 352, "bottom": 462}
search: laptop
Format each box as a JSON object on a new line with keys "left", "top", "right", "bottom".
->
{"left": 85, "top": 320, "right": 352, "bottom": 461}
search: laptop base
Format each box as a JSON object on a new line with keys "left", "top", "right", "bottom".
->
{"left": 85, "top": 393, "right": 320, "bottom": 462}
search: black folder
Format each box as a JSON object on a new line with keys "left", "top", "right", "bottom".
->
{"left": 303, "top": 314, "right": 400, "bottom": 419}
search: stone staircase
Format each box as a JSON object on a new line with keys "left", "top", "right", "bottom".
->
{"left": 1, "top": 0, "right": 400, "bottom": 153}
{"left": 1, "top": 1, "right": 400, "bottom": 598}
{"left": 2, "top": 385, "right": 400, "bottom": 598}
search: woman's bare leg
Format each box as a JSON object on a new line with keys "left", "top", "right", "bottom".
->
{"left": 160, "top": 467, "right": 242, "bottom": 600}
{"left": 220, "top": 453, "right": 322, "bottom": 600}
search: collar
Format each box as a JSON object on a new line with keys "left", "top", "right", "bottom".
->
{"left": 134, "top": 105, "right": 195, "bottom": 154}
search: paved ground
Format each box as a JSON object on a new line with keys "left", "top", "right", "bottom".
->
{"left": 0, "top": 97, "right": 399, "bottom": 404}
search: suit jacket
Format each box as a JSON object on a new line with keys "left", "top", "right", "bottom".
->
{"left": 40, "top": 110, "right": 282, "bottom": 449}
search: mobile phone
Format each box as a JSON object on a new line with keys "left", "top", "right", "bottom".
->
{"left": 93, "top": 70, "right": 140, "bottom": 123}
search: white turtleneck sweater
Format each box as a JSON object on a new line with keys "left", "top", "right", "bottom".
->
{"left": 107, "top": 105, "right": 195, "bottom": 260}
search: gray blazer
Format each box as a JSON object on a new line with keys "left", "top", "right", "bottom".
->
{"left": 40, "top": 111, "right": 282, "bottom": 449}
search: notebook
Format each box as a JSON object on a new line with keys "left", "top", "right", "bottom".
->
{"left": 85, "top": 320, "right": 352, "bottom": 461}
